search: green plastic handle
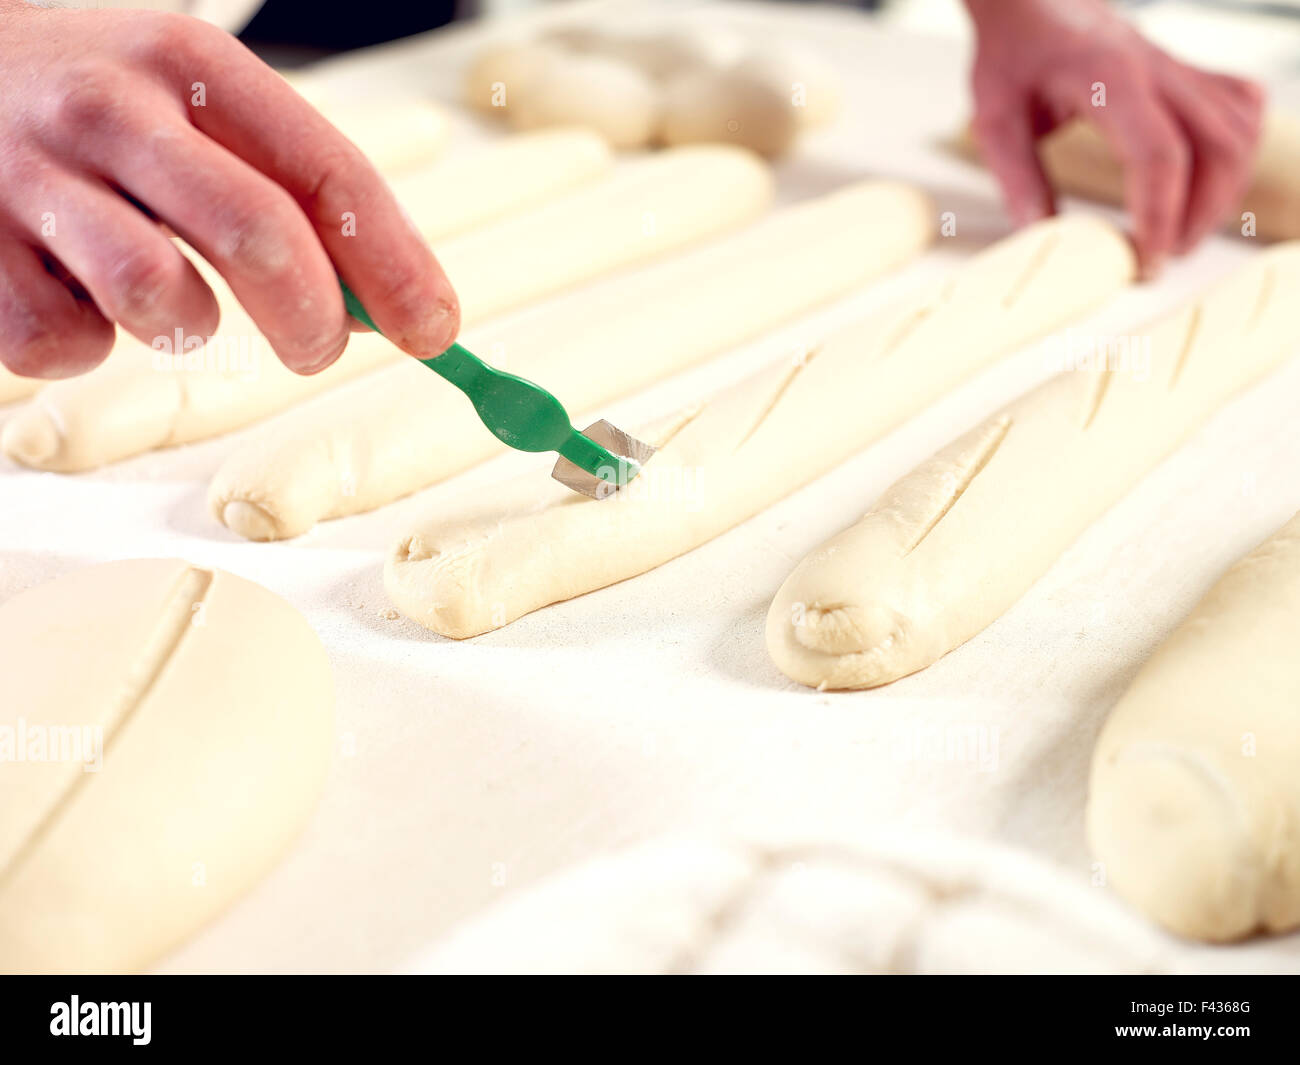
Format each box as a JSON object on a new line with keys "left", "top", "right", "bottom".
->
{"left": 339, "top": 280, "right": 636, "bottom": 481}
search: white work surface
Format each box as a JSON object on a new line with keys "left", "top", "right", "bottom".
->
{"left": 4, "top": 0, "right": 1300, "bottom": 973}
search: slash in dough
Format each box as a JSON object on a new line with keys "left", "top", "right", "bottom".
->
{"left": 767, "top": 243, "right": 1300, "bottom": 690}
{"left": 1088, "top": 511, "right": 1300, "bottom": 942}
{"left": 208, "top": 180, "right": 936, "bottom": 541}
{"left": 2, "top": 143, "right": 768, "bottom": 473}
{"left": 0, "top": 559, "right": 333, "bottom": 973}
{"left": 385, "top": 215, "right": 1134, "bottom": 638}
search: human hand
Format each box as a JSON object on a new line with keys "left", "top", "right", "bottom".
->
{"left": 965, "top": 0, "right": 1264, "bottom": 276}
{"left": 0, "top": 2, "right": 459, "bottom": 379}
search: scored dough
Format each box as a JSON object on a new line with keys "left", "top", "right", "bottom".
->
{"left": 385, "top": 215, "right": 1135, "bottom": 638}
{"left": 0, "top": 559, "right": 333, "bottom": 973}
{"left": 1089, "top": 511, "right": 1300, "bottom": 942}
{"left": 208, "top": 180, "right": 935, "bottom": 541}
{"left": 767, "top": 243, "right": 1300, "bottom": 690}
{"left": 3, "top": 143, "right": 769, "bottom": 473}
{"left": 415, "top": 832, "right": 1170, "bottom": 974}
{"left": 960, "top": 111, "right": 1300, "bottom": 242}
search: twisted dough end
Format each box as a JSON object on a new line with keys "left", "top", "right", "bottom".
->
{"left": 766, "top": 597, "right": 916, "bottom": 691}
{"left": 2, "top": 407, "right": 63, "bottom": 469}
{"left": 384, "top": 534, "right": 494, "bottom": 641}
{"left": 220, "top": 501, "right": 283, "bottom": 543}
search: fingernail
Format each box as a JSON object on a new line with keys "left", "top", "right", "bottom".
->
{"left": 407, "top": 300, "right": 460, "bottom": 358}
{"left": 1141, "top": 253, "right": 1166, "bottom": 282}
{"left": 297, "top": 331, "right": 349, "bottom": 375}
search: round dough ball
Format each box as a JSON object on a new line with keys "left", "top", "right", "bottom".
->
{"left": 733, "top": 44, "right": 842, "bottom": 129}
{"left": 659, "top": 66, "right": 799, "bottom": 158}
{"left": 462, "top": 41, "right": 563, "bottom": 116}
{"left": 0, "top": 559, "right": 334, "bottom": 973}
{"left": 508, "top": 53, "right": 661, "bottom": 150}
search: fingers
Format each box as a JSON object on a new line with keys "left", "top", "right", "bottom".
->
{"left": 1160, "top": 78, "right": 1259, "bottom": 253}
{"left": 1197, "top": 70, "right": 1265, "bottom": 139}
{"left": 90, "top": 116, "right": 353, "bottom": 374}
{"left": 0, "top": 235, "right": 115, "bottom": 378}
{"left": 147, "top": 26, "right": 460, "bottom": 358}
{"left": 971, "top": 85, "right": 1057, "bottom": 227}
{"left": 15, "top": 167, "right": 220, "bottom": 349}
{"left": 1087, "top": 80, "right": 1190, "bottom": 277}
{"left": 33, "top": 63, "right": 347, "bottom": 374}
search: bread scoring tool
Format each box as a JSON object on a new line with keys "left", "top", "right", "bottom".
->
{"left": 339, "top": 281, "right": 655, "bottom": 499}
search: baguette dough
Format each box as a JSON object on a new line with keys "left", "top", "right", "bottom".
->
{"left": 462, "top": 41, "right": 566, "bottom": 116}
{"left": 3, "top": 143, "right": 768, "bottom": 472}
{"left": 284, "top": 78, "right": 450, "bottom": 175}
{"left": 659, "top": 66, "right": 799, "bottom": 159}
{"left": 313, "top": 98, "right": 450, "bottom": 176}
{"left": 767, "top": 244, "right": 1300, "bottom": 690}
{"left": 962, "top": 111, "right": 1300, "bottom": 242}
{"left": 385, "top": 215, "right": 1134, "bottom": 638}
{"left": 0, "top": 366, "right": 42, "bottom": 406}
{"left": 209, "top": 180, "right": 935, "bottom": 541}
{"left": 0, "top": 559, "right": 333, "bottom": 973}
{"left": 416, "top": 832, "right": 1169, "bottom": 974}
{"left": 1088, "top": 511, "right": 1300, "bottom": 942}
{"left": 507, "top": 53, "right": 662, "bottom": 150}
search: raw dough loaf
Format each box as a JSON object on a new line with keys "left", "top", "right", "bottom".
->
{"left": 3, "top": 143, "right": 767, "bottom": 472}
{"left": 0, "top": 366, "right": 42, "bottom": 406}
{"left": 462, "top": 40, "right": 566, "bottom": 116}
{"left": 385, "top": 215, "right": 1134, "bottom": 638}
{"left": 659, "top": 65, "right": 799, "bottom": 159}
{"left": 962, "top": 111, "right": 1300, "bottom": 242}
{"left": 1089, "top": 511, "right": 1300, "bottom": 942}
{"left": 732, "top": 44, "right": 842, "bottom": 130}
{"left": 414, "top": 832, "right": 1170, "bottom": 974}
{"left": 286, "top": 78, "right": 451, "bottom": 175}
{"left": 316, "top": 99, "right": 449, "bottom": 176}
{"left": 208, "top": 180, "right": 935, "bottom": 541}
{"left": 767, "top": 243, "right": 1300, "bottom": 690}
{"left": 0, "top": 559, "right": 333, "bottom": 973}
{"left": 507, "top": 53, "right": 661, "bottom": 150}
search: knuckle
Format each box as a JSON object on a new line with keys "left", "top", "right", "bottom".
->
{"left": 1199, "top": 125, "right": 1245, "bottom": 166}
{"left": 373, "top": 267, "right": 432, "bottom": 324}
{"left": 109, "top": 248, "right": 180, "bottom": 322}
{"left": 126, "top": 12, "right": 214, "bottom": 70}
{"left": 1135, "top": 135, "right": 1190, "bottom": 177}
{"left": 303, "top": 146, "right": 369, "bottom": 212}
{"left": 219, "top": 192, "right": 300, "bottom": 280}
{"left": 47, "top": 64, "right": 131, "bottom": 138}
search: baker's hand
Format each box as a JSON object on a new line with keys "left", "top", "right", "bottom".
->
{"left": 0, "top": 2, "right": 459, "bottom": 379}
{"left": 965, "top": 0, "right": 1264, "bottom": 276}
